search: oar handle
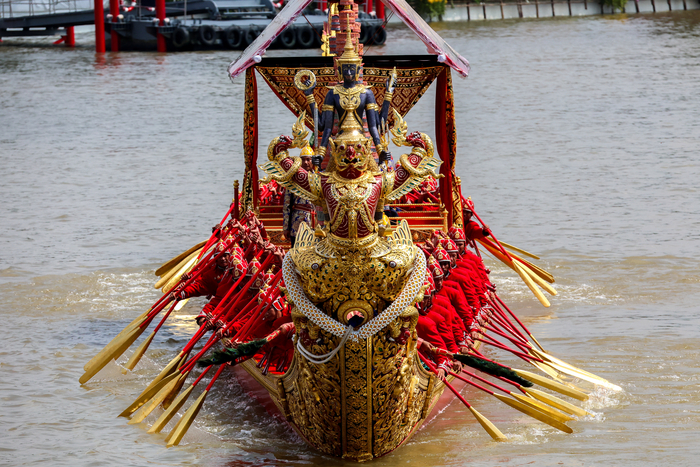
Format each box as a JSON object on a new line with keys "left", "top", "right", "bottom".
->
{"left": 144, "top": 245, "right": 221, "bottom": 324}
{"left": 449, "top": 370, "right": 496, "bottom": 396}
{"left": 474, "top": 336, "right": 542, "bottom": 362}
{"left": 205, "top": 364, "right": 227, "bottom": 391}
{"left": 458, "top": 368, "right": 511, "bottom": 395}
{"left": 465, "top": 198, "right": 513, "bottom": 261}
{"left": 213, "top": 252, "right": 273, "bottom": 321}
{"left": 418, "top": 352, "right": 473, "bottom": 409}
{"left": 196, "top": 202, "right": 237, "bottom": 261}
{"left": 221, "top": 297, "right": 258, "bottom": 326}
{"left": 191, "top": 364, "right": 213, "bottom": 387}
{"left": 486, "top": 297, "right": 529, "bottom": 343}
{"left": 169, "top": 251, "right": 273, "bottom": 373}
{"left": 486, "top": 323, "right": 533, "bottom": 352}
{"left": 181, "top": 333, "right": 218, "bottom": 373}
{"left": 150, "top": 301, "right": 178, "bottom": 334}
{"left": 493, "top": 292, "right": 535, "bottom": 340}
{"left": 232, "top": 278, "right": 282, "bottom": 342}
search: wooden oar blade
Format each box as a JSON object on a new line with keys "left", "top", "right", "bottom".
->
{"left": 500, "top": 240, "right": 540, "bottom": 260}
{"left": 162, "top": 256, "right": 198, "bottom": 294}
{"left": 531, "top": 349, "right": 622, "bottom": 391}
{"left": 166, "top": 390, "right": 208, "bottom": 447}
{"left": 513, "top": 368, "right": 588, "bottom": 401}
{"left": 512, "top": 262, "right": 550, "bottom": 307}
{"left": 148, "top": 385, "right": 195, "bottom": 434}
{"left": 530, "top": 359, "right": 562, "bottom": 380}
{"left": 80, "top": 324, "right": 146, "bottom": 385}
{"left": 124, "top": 331, "right": 155, "bottom": 371}
{"left": 523, "top": 387, "right": 591, "bottom": 418}
{"left": 129, "top": 372, "right": 188, "bottom": 424}
{"left": 83, "top": 310, "right": 150, "bottom": 370}
{"left": 468, "top": 406, "right": 508, "bottom": 441}
{"left": 510, "top": 393, "right": 574, "bottom": 423}
{"left": 119, "top": 371, "right": 180, "bottom": 418}
{"left": 155, "top": 240, "right": 207, "bottom": 277}
{"left": 494, "top": 393, "right": 573, "bottom": 434}
{"left": 155, "top": 248, "right": 202, "bottom": 289}
{"left": 520, "top": 263, "right": 557, "bottom": 296}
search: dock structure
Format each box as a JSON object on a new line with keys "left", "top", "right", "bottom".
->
{"left": 0, "top": 0, "right": 387, "bottom": 52}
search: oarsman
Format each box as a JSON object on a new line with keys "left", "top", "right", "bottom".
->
{"left": 415, "top": 276, "right": 452, "bottom": 379}
{"left": 171, "top": 241, "right": 248, "bottom": 326}
{"left": 463, "top": 206, "right": 491, "bottom": 242}
{"left": 416, "top": 273, "right": 458, "bottom": 353}
{"left": 432, "top": 246, "right": 477, "bottom": 331}
{"left": 282, "top": 148, "right": 316, "bottom": 247}
{"left": 236, "top": 267, "right": 288, "bottom": 339}
{"left": 425, "top": 256, "right": 469, "bottom": 351}
{"left": 440, "top": 237, "right": 482, "bottom": 314}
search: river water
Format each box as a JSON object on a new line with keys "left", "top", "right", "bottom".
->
{"left": 1, "top": 10, "right": 700, "bottom": 467}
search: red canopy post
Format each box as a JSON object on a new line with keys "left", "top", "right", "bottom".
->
{"left": 367, "top": 0, "right": 373, "bottom": 14}
{"left": 241, "top": 68, "right": 260, "bottom": 212}
{"left": 435, "top": 66, "right": 462, "bottom": 228}
{"left": 94, "top": 0, "right": 105, "bottom": 52}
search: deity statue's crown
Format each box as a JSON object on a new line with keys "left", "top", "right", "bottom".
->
{"left": 334, "top": 16, "right": 362, "bottom": 68}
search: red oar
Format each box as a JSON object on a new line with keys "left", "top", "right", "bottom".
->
{"left": 417, "top": 352, "right": 507, "bottom": 441}
{"left": 493, "top": 292, "right": 547, "bottom": 352}
{"left": 148, "top": 364, "right": 215, "bottom": 434}
{"left": 464, "top": 197, "right": 512, "bottom": 261}
{"left": 453, "top": 369, "right": 574, "bottom": 423}
{"left": 448, "top": 370, "right": 573, "bottom": 433}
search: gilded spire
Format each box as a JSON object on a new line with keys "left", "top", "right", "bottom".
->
{"left": 335, "top": 10, "right": 362, "bottom": 67}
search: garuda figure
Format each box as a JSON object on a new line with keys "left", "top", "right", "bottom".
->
{"left": 260, "top": 38, "right": 442, "bottom": 328}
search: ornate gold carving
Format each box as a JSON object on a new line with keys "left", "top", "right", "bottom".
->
{"left": 332, "top": 83, "right": 368, "bottom": 111}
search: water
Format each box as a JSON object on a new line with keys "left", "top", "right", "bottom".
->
{"left": 2, "top": 10, "right": 700, "bottom": 466}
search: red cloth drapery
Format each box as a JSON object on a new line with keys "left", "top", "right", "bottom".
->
{"left": 435, "top": 66, "right": 463, "bottom": 228}
{"left": 242, "top": 68, "right": 259, "bottom": 213}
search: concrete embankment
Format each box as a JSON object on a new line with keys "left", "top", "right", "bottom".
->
{"left": 387, "top": 0, "right": 700, "bottom": 22}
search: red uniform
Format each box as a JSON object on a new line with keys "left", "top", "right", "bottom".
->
{"left": 416, "top": 315, "right": 450, "bottom": 369}
{"left": 464, "top": 220, "right": 488, "bottom": 242}
{"left": 436, "top": 282, "right": 474, "bottom": 329}
{"left": 432, "top": 294, "right": 468, "bottom": 345}
{"left": 179, "top": 263, "right": 227, "bottom": 300}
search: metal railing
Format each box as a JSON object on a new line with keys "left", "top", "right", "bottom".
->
{"left": 1, "top": 0, "right": 98, "bottom": 18}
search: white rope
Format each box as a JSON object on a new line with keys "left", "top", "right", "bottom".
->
{"left": 282, "top": 249, "right": 426, "bottom": 342}
{"left": 295, "top": 325, "right": 355, "bottom": 365}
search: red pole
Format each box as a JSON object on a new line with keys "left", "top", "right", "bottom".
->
{"left": 155, "top": 0, "right": 166, "bottom": 52}
{"left": 94, "top": 0, "right": 105, "bottom": 53}
{"left": 367, "top": 0, "right": 373, "bottom": 14}
{"left": 321, "top": 0, "right": 327, "bottom": 11}
{"left": 377, "top": 0, "right": 385, "bottom": 19}
{"left": 65, "top": 26, "right": 76, "bottom": 47}
{"left": 109, "top": 0, "right": 119, "bottom": 52}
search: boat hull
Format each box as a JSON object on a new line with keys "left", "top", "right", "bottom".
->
{"left": 235, "top": 328, "right": 465, "bottom": 462}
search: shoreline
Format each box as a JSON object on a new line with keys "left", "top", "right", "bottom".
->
{"left": 388, "top": 0, "right": 700, "bottom": 22}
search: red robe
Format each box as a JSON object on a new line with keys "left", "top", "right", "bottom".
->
{"left": 432, "top": 294, "right": 468, "bottom": 345}
{"left": 464, "top": 220, "right": 488, "bottom": 241}
{"left": 435, "top": 282, "right": 474, "bottom": 329}
{"left": 180, "top": 263, "right": 227, "bottom": 300}
{"left": 416, "top": 315, "right": 450, "bottom": 369}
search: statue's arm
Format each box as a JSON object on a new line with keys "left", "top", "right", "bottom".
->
{"left": 260, "top": 137, "right": 321, "bottom": 204}
{"left": 319, "top": 90, "right": 335, "bottom": 154}
{"left": 365, "top": 91, "right": 383, "bottom": 149}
